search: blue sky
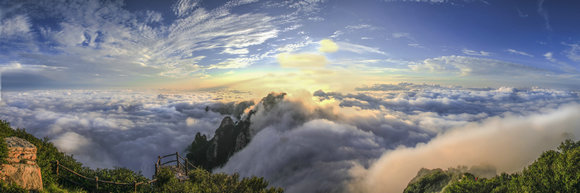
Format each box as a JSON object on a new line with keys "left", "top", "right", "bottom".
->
{"left": 1, "top": 0, "right": 579, "bottom": 91}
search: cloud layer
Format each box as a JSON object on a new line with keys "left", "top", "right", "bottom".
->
{"left": 0, "top": 85, "right": 579, "bottom": 192}
{"left": 355, "top": 104, "right": 580, "bottom": 193}
{"left": 0, "top": 89, "right": 256, "bottom": 176}
{"left": 214, "top": 85, "right": 580, "bottom": 193}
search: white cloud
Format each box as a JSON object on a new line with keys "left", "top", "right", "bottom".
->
{"left": 407, "top": 55, "right": 580, "bottom": 88}
{"left": 276, "top": 40, "right": 314, "bottom": 53}
{"left": 214, "top": 87, "right": 580, "bottom": 193}
{"left": 277, "top": 53, "right": 328, "bottom": 68}
{"left": 563, "top": 43, "right": 580, "bottom": 62}
{"left": 1, "top": 86, "right": 579, "bottom": 193}
{"left": 408, "top": 43, "right": 424, "bottom": 48}
{"left": 172, "top": 0, "right": 200, "bottom": 17}
{"left": 307, "top": 16, "right": 324, "bottom": 21}
{"left": 0, "top": 89, "right": 254, "bottom": 176}
{"left": 222, "top": 48, "right": 250, "bottom": 55}
{"left": 410, "top": 55, "right": 542, "bottom": 76}
{"left": 537, "top": 0, "right": 552, "bottom": 31}
{"left": 0, "top": 62, "right": 66, "bottom": 73}
{"left": 392, "top": 32, "right": 412, "bottom": 39}
{"left": 209, "top": 57, "right": 255, "bottom": 69}
{"left": 544, "top": 52, "right": 556, "bottom": 62}
{"left": 319, "top": 39, "right": 339, "bottom": 53}
{"left": 462, "top": 49, "right": 491, "bottom": 56}
{"left": 337, "top": 42, "right": 387, "bottom": 55}
{"left": 1, "top": 0, "right": 281, "bottom": 85}
{"left": 330, "top": 30, "right": 344, "bottom": 39}
{"left": 355, "top": 104, "right": 580, "bottom": 193}
{"left": 0, "top": 14, "right": 31, "bottom": 38}
{"left": 506, "top": 48, "right": 533, "bottom": 57}
{"left": 346, "top": 24, "right": 375, "bottom": 30}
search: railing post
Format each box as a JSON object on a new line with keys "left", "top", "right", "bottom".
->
{"left": 176, "top": 152, "right": 180, "bottom": 170}
{"left": 134, "top": 181, "right": 137, "bottom": 193}
{"left": 55, "top": 160, "right": 59, "bottom": 176}
{"left": 185, "top": 159, "right": 189, "bottom": 176}
{"left": 95, "top": 176, "right": 99, "bottom": 190}
{"left": 156, "top": 156, "right": 161, "bottom": 176}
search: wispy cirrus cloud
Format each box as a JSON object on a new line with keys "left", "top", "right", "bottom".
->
{"left": 462, "top": 49, "right": 491, "bottom": 56}
{"left": 406, "top": 55, "right": 580, "bottom": 88}
{"left": 0, "top": 14, "right": 31, "bottom": 39}
{"left": 563, "top": 42, "right": 580, "bottom": 62}
{"left": 506, "top": 48, "right": 533, "bottom": 57}
{"left": 337, "top": 42, "right": 387, "bottom": 56}
{"left": 537, "top": 0, "right": 552, "bottom": 31}
{"left": 410, "top": 55, "right": 540, "bottom": 76}
{"left": 0, "top": 0, "right": 282, "bottom": 88}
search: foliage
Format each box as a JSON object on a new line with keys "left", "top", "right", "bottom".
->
{"left": 0, "top": 180, "right": 27, "bottom": 193}
{"left": 442, "top": 173, "right": 513, "bottom": 193}
{"left": 1, "top": 120, "right": 283, "bottom": 192}
{"left": 0, "top": 120, "right": 150, "bottom": 192}
{"left": 406, "top": 139, "right": 580, "bottom": 193}
{"left": 42, "top": 183, "right": 87, "bottom": 193}
{"left": 0, "top": 131, "right": 7, "bottom": 164}
{"left": 404, "top": 169, "right": 452, "bottom": 193}
{"left": 153, "top": 167, "right": 284, "bottom": 193}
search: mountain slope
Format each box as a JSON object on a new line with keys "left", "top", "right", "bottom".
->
{"left": 404, "top": 139, "right": 580, "bottom": 193}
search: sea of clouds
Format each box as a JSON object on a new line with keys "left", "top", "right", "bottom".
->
{"left": 1, "top": 84, "right": 580, "bottom": 193}
{"left": 0, "top": 89, "right": 255, "bottom": 176}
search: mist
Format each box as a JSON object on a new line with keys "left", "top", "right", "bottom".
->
{"left": 352, "top": 104, "right": 580, "bottom": 193}
{"left": 0, "top": 85, "right": 579, "bottom": 192}
{"left": 215, "top": 85, "right": 580, "bottom": 193}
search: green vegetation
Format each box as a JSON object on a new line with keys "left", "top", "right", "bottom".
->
{"left": 404, "top": 169, "right": 453, "bottom": 193}
{"left": 0, "top": 134, "right": 7, "bottom": 164}
{"left": 0, "top": 180, "right": 28, "bottom": 193}
{"left": 154, "top": 167, "right": 283, "bottom": 193}
{"left": 0, "top": 120, "right": 283, "bottom": 192}
{"left": 405, "top": 139, "right": 580, "bottom": 193}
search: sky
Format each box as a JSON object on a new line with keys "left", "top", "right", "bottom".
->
{"left": 1, "top": 0, "right": 580, "bottom": 92}
{"left": 1, "top": 1, "right": 580, "bottom": 193}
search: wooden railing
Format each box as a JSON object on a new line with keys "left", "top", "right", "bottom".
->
{"left": 155, "top": 152, "right": 199, "bottom": 177}
{"left": 54, "top": 152, "right": 198, "bottom": 192}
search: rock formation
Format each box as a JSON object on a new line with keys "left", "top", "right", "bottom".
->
{"left": 186, "top": 92, "right": 285, "bottom": 171}
{"left": 0, "top": 137, "right": 43, "bottom": 190}
{"left": 186, "top": 116, "right": 252, "bottom": 171}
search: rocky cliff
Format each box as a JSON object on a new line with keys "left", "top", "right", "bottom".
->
{"left": 0, "top": 137, "right": 43, "bottom": 190}
{"left": 186, "top": 116, "right": 252, "bottom": 171}
{"left": 186, "top": 92, "right": 285, "bottom": 171}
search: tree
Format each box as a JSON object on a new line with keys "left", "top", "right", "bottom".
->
{"left": 406, "top": 139, "right": 580, "bottom": 193}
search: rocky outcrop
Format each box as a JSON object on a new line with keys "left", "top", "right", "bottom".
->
{"left": 186, "top": 116, "right": 252, "bottom": 171}
{"left": 186, "top": 93, "right": 286, "bottom": 171}
{"left": 0, "top": 137, "right": 43, "bottom": 190}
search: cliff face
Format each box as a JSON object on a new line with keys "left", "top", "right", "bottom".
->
{"left": 0, "top": 137, "right": 43, "bottom": 190}
{"left": 186, "top": 93, "right": 285, "bottom": 171}
{"left": 187, "top": 116, "right": 252, "bottom": 171}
